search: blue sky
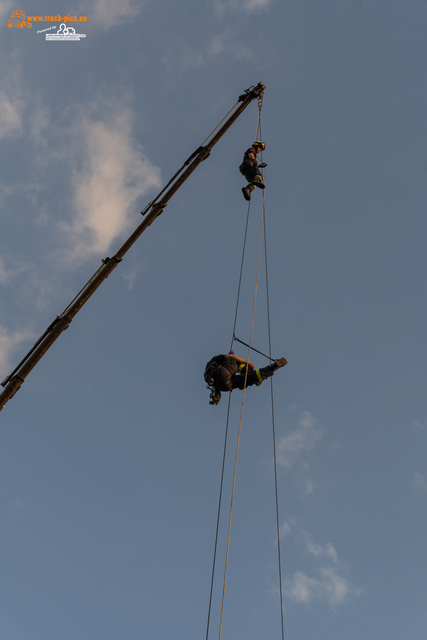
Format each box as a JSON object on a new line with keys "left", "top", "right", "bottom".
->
{"left": 1, "top": 0, "right": 427, "bottom": 638}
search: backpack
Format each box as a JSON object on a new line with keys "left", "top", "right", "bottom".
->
{"left": 204, "top": 358, "right": 222, "bottom": 388}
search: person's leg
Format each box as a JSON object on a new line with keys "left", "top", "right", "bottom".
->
{"left": 232, "top": 369, "right": 264, "bottom": 389}
{"left": 233, "top": 358, "right": 287, "bottom": 389}
{"left": 246, "top": 165, "right": 265, "bottom": 189}
{"left": 214, "top": 366, "right": 234, "bottom": 392}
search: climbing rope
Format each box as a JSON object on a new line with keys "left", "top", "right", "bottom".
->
{"left": 262, "top": 171, "right": 285, "bottom": 640}
{"left": 230, "top": 198, "right": 251, "bottom": 352}
{"left": 205, "top": 392, "right": 232, "bottom": 640}
{"left": 230, "top": 97, "right": 263, "bottom": 351}
{"left": 201, "top": 101, "right": 240, "bottom": 147}
{"left": 205, "top": 187, "right": 255, "bottom": 640}
{"left": 255, "top": 94, "right": 263, "bottom": 139}
{"left": 141, "top": 100, "right": 240, "bottom": 215}
{"left": 218, "top": 97, "right": 267, "bottom": 639}
{"left": 206, "top": 97, "right": 285, "bottom": 640}
{"left": 218, "top": 182, "right": 265, "bottom": 640}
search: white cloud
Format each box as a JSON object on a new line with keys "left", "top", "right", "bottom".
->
{"left": 280, "top": 519, "right": 338, "bottom": 563}
{"left": 277, "top": 411, "right": 323, "bottom": 467}
{"left": 122, "top": 270, "right": 137, "bottom": 290}
{"left": 0, "top": 256, "right": 32, "bottom": 287}
{"left": 0, "top": 90, "right": 23, "bottom": 139}
{"left": 280, "top": 519, "right": 362, "bottom": 609}
{"left": 0, "top": 258, "right": 8, "bottom": 285}
{"left": 91, "top": 0, "right": 143, "bottom": 30}
{"left": 413, "top": 472, "right": 427, "bottom": 491}
{"left": 208, "top": 31, "right": 254, "bottom": 61}
{"left": 243, "top": 0, "right": 273, "bottom": 10}
{"left": 0, "top": 325, "right": 35, "bottom": 378}
{"left": 29, "top": 103, "right": 51, "bottom": 148}
{"left": 412, "top": 420, "right": 425, "bottom": 430}
{"left": 305, "top": 539, "right": 338, "bottom": 564}
{"left": 0, "top": 1, "right": 15, "bottom": 24}
{"left": 163, "top": 41, "right": 205, "bottom": 79}
{"left": 0, "top": 52, "right": 27, "bottom": 141}
{"left": 164, "top": 31, "right": 255, "bottom": 81}
{"left": 0, "top": 181, "right": 42, "bottom": 213}
{"left": 279, "top": 520, "right": 293, "bottom": 538}
{"left": 214, "top": 0, "right": 273, "bottom": 15}
{"left": 303, "top": 478, "right": 314, "bottom": 495}
{"left": 412, "top": 421, "right": 426, "bottom": 445}
{"left": 284, "top": 567, "right": 362, "bottom": 608}
{"left": 209, "top": 34, "right": 228, "bottom": 56}
{"left": 180, "top": 48, "right": 204, "bottom": 70}
{"left": 61, "top": 108, "right": 161, "bottom": 261}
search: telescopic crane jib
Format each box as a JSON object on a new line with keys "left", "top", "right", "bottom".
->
{"left": 0, "top": 83, "right": 266, "bottom": 413}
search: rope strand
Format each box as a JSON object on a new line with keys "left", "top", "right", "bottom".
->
{"left": 262, "top": 176, "right": 285, "bottom": 640}
{"left": 208, "top": 96, "right": 286, "bottom": 640}
{"left": 218, "top": 177, "right": 265, "bottom": 640}
{"left": 205, "top": 393, "right": 232, "bottom": 640}
{"left": 231, "top": 201, "right": 251, "bottom": 351}
{"left": 202, "top": 101, "right": 240, "bottom": 147}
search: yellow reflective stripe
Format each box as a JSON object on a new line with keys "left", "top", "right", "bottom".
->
{"left": 255, "top": 368, "right": 263, "bottom": 383}
{"left": 238, "top": 364, "right": 246, "bottom": 373}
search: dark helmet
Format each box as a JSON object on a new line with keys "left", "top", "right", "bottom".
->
{"left": 253, "top": 141, "right": 265, "bottom": 151}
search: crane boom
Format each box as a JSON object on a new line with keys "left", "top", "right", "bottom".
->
{"left": 0, "top": 82, "right": 265, "bottom": 413}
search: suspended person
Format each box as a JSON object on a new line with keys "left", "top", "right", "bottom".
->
{"left": 204, "top": 351, "right": 287, "bottom": 405}
{"left": 240, "top": 141, "right": 267, "bottom": 201}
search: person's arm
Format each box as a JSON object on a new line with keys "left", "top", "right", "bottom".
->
{"left": 225, "top": 355, "right": 254, "bottom": 370}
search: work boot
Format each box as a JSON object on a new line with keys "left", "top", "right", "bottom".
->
{"left": 259, "top": 357, "right": 287, "bottom": 380}
{"left": 271, "top": 357, "right": 287, "bottom": 371}
{"left": 242, "top": 186, "right": 251, "bottom": 201}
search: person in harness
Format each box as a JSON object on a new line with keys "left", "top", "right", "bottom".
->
{"left": 204, "top": 351, "right": 287, "bottom": 405}
{"left": 239, "top": 141, "right": 266, "bottom": 201}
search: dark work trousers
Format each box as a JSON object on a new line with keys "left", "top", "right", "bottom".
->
{"left": 239, "top": 162, "right": 263, "bottom": 186}
{"left": 213, "top": 364, "right": 275, "bottom": 392}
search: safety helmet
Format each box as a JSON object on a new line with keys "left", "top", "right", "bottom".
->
{"left": 253, "top": 141, "right": 265, "bottom": 150}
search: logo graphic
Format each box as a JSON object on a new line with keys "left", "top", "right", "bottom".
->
{"left": 7, "top": 7, "right": 32, "bottom": 28}
{"left": 46, "top": 23, "right": 86, "bottom": 41}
